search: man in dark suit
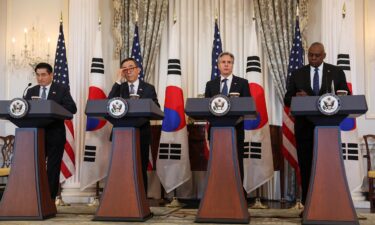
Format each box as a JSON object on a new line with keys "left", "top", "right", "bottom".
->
{"left": 284, "top": 42, "right": 350, "bottom": 205}
{"left": 25, "top": 62, "right": 77, "bottom": 200}
{"left": 108, "top": 57, "right": 160, "bottom": 192}
{"left": 204, "top": 52, "right": 250, "bottom": 180}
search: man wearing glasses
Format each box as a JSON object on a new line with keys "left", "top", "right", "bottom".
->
{"left": 284, "top": 42, "right": 350, "bottom": 206}
{"left": 108, "top": 58, "right": 160, "bottom": 193}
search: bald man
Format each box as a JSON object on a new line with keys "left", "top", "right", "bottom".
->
{"left": 284, "top": 42, "right": 350, "bottom": 205}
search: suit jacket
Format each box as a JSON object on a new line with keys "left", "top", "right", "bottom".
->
{"left": 283, "top": 63, "right": 350, "bottom": 141}
{"left": 284, "top": 63, "right": 350, "bottom": 107}
{"left": 204, "top": 75, "right": 251, "bottom": 141}
{"left": 108, "top": 79, "right": 160, "bottom": 144}
{"left": 25, "top": 82, "right": 77, "bottom": 146}
{"left": 204, "top": 75, "right": 250, "bottom": 99}
{"left": 108, "top": 80, "right": 160, "bottom": 107}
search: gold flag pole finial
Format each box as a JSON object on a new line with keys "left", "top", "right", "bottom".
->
{"left": 60, "top": 12, "right": 63, "bottom": 23}
{"left": 98, "top": 16, "right": 101, "bottom": 26}
{"left": 135, "top": 10, "right": 139, "bottom": 24}
{"left": 342, "top": 2, "right": 346, "bottom": 18}
{"left": 173, "top": 0, "right": 177, "bottom": 24}
{"left": 215, "top": 8, "right": 218, "bottom": 21}
{"left": 296, "top": 5, "right": 300, "bottom": 17}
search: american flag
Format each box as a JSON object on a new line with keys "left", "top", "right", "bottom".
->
{"left": 131, "top": 24, "right": 144, "bottom": 81}
{"left": 282, "top": 17, "right": 304, "bottom": 185}
{"left": 131, "top": 23, "right": 153, "bottom": 169}
{"left": 211, "top": 19, "right": 223, "bottom": 80}
{"left": 53, "top": 21, "right": 76, "bottom": 181}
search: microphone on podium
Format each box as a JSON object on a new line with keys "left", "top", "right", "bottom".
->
{"left": 22, "top": 83, "right": 32, "bottom": 99}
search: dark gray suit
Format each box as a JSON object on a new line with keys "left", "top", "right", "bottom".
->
{"left": 284, "top": 63, "right": 350, "bottom": 204}
{"left": 204, "top": 75, "right": 251, "bottom": 180}
{"left": 108, "top": 80, "right": 160, "bottom": 192}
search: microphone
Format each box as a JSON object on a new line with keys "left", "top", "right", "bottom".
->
{"left": 22, "top": 83, "right": 32, "bottom": 99}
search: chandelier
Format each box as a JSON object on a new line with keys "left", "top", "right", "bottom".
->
{"left": 9, "top": 25, "right": 52, "bottom": 71}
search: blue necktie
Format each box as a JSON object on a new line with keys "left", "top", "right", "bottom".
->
{"left": 41, "top": 87, "right": 47, "bottom": 100}
{"left": 221, "top": 78, "right": 228, "bottom": 96}
{"left": 313, "top": 67, "right": 320, "bottom": 95}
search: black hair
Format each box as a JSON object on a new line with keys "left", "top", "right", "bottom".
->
{"left": 120, "top": 57, "right": 139, "bottom": 67}
{"left": 34, "top": 62, "right": 53, "bottom": 74}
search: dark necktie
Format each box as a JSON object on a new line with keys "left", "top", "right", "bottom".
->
{"left": 313, "top": 67, "right": 320, "bottom": 95}
{"left": 41, "top": 87, "right": 47, "bottom": 100}
{"left": 129, "top": 84, "right": 135, "bottom": 95}
{"left": 221, "top": 78, "right": 228, "bottom": 96}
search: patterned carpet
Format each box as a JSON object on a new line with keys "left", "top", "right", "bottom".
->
{"left": 0, "top": 204, "right": 374, "bottom": 224}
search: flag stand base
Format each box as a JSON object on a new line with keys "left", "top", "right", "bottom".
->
{"left": 166, "top": 197, "right": 183, "bottom": 208}
{"left": 88, "top": 197, "right": 100, "bottom": 207}
{"left": 55, "top": 196, "right": 70, "bottom": 206}
{"left": 291, "top": 199, "right": 304, "bottom": 210}
{"left": 250, "top": 198, "right": 268, "bottom": 209}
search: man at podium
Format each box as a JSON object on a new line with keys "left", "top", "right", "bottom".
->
{"left": 204, "top": 52, "right": 250, "bottom": 179}
{"left": 108, "top": 57, "right": 160, "bottom": 192}
{"left": 284, "top": 42, "right": 350, "bottom": 204}
{"left": 25, "top": 62, "right": 77, "bottom": 200}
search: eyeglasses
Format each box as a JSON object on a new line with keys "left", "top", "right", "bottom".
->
{"left": 122, "top": 66, "right": 138, "bottom": 73}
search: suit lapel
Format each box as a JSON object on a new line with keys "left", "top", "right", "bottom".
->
{"left": 34, "top": 85, "right": 41, "bottom": 97}
{"left": 123, "top": 82, "right": 130, "bottom": 98}
{"left": 137, "top": 80, "right": 145, "bottom": 98}
{"left": 229, "top": 75, "right": 239, "bottom": 93}
{"left": 302, "top": 66, "right": 314, "bottom": 95}
{"left": 320, "top": 63, "right": 332, "bottom": 95}
{"left": 213, "top": 77, "right": 221, "bottom": 95}
{"left": 47, "top": 83, "right": 57, "bottom": 100}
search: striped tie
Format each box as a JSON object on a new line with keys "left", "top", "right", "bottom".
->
{"left": 41, "top": 87, "right": 47, "bottom": 100}
{"left": 129, "top": 84, "right": 135, "bottom": 95}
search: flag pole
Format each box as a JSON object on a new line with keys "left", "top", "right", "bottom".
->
{"left": 54, "top": 11, "right": 70, "bottom": 208}
{"left": 86, "top": 17, "right": 103, "bottom": 208}
{"left": 289, "top": 4, "right": 304, "bottom": 211}
{"left": 249, "top": 15, "right": 269, "bottom": 210}
{"left": 164, "top": 7, "right": 183, "bottom": 208}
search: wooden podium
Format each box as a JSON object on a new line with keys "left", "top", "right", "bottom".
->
{"left": 0, "top": 100, "right": 73, "bottom": 220}
{"left": 291, "top": 95, "right": 367, "bottom": 225}
{"left": 85, "top": 99, "right": 163, "bottom": 221}
{"left": 185, "top": 97, "right": 256, "bottom": 223}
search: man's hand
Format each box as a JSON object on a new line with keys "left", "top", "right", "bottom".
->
{"left": 116, "top": 68, "right": 126, "bottom": 83}
{"left": 296, "top": 90, "right": 308, "bottom": 96}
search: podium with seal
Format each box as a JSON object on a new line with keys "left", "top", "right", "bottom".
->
{"left": 85, "top": 98, "right": 163, "bottom": 222}
{"left": 0, "top": 99, "right": 73, "bottom": 220}
{"left": 291, "top": 94, "right": 367, "bottom": 225}
{"left": 185, "top": 95, "right": 256, "bottom": 224}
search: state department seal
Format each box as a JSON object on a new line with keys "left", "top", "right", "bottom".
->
{"left": 107, "top": 97, "right": 128, "bottom": 118}
{"left": 317, "top": 93, "right": 341, "bottom": 116}
{"left": 8, "top": 98, "right": 29, "bottom": 119}
{"left": 209, "top": 94, "right": 231, "bottom": 116}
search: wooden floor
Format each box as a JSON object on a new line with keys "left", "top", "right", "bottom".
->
{"left": 0, "top": 199, "right": 374, "bottom": 224}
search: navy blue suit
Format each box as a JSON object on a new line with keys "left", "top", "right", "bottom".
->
{"left": 25, "top": 82, "right": 77, "bottom": 199}
{"left": 284, "top": 63, "right": 350, "bottom": 204}
{"left": 204, "top": 75, "right": 251, "bottom": 180}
